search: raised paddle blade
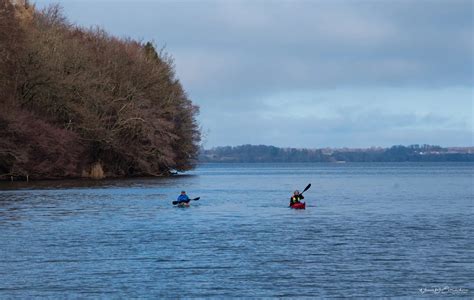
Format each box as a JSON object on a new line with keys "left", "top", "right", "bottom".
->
{"left": 193, "top": 197, "right": 200, "bottom": 201}
{"left": 301, "top": 183, "right": 311, "bottom": 194}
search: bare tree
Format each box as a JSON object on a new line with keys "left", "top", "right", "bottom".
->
{"left": 0, "top": 2, "right": 200, "bottom": 180}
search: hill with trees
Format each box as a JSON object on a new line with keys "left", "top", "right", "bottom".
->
{"left": 0, "top": 0, "right": 200, "bottom": 180}
{"left": 200, "top": 145, "right": 474, "bottom": 163}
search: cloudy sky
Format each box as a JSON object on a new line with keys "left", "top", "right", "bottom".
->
{"left": 36, "top": 0, "right": 473, "bottom": 148}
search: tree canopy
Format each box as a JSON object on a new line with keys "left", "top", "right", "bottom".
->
{"left": 0, "top": 1, "right": 200, "bottom": 180}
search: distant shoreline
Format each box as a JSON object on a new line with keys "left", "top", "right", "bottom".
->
{"left": 197, "top": 161, "right": 474, "bottom": 164}
{"left": 199, "top": 144, "right": 474, "bottom": 163}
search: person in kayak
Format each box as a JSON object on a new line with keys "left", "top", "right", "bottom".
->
{"left": 177, "top": 190, "right": 190, "bottom": 203}
{"left": 289, "top": 190, "right": 304, "bottom": 206}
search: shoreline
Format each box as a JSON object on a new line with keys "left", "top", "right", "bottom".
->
{"left": 1, "top": 161, "right": 472, "bottom": 188}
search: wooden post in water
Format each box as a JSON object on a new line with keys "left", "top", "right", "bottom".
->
{"left": 26, "top": 175, "right": 29, "bottom": 182}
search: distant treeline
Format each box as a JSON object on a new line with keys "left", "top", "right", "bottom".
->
{"left": 200, "top": 145, "right": 474, "bottom": 163}
{"left": 0, "top": 1, "right": 200, "bottom": 180}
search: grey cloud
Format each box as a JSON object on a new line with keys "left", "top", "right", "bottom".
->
{"left": 37, "top": 0, "right": 473, "bottom": 98}
{"left": 201, "top": 104, "right": 472, "bottom": 147}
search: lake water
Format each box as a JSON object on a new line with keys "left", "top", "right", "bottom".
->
{"left": 0, "top": 163, "right": 473, "bottom": 298}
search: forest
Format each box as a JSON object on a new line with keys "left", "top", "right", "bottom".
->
{"left": 0, "top": 0, "right": 201, "bottom": 180}
{"left": 200, "top": 145, "right": 474, "bottom": 163}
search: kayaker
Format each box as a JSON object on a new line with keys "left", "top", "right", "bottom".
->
{"left": 289, "top": 190, "right": 304, "bottom": 206}
{"left": 177, "top": 190, "right": 190, "bottom": 203}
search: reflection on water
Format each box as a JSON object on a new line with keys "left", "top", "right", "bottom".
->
{"left": 0, "top": 175, "right": 196, "bottom": 190}
{"left": 0, "top": 163, "right": 473, "bottom": 297}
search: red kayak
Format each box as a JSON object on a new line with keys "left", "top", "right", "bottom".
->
{"left": 290, "top": 202, "right": 306, "bottom": 209}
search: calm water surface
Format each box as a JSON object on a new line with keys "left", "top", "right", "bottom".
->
{"left": 1, "top": 163, "right": 473, "bottom": 297}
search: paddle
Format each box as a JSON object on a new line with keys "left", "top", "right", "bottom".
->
{"left": 300, "top": 183, "right": 311, "bottom": 195}
{"left": 172, "top": 197, "right": 200, "bottom": 205}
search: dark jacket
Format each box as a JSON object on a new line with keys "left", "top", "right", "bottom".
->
{"left": 290, "top": 194, "right": 304, "bottom": 206}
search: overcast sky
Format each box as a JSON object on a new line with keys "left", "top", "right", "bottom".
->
{"left": 35, "top": 0, "right": 473, "bottom": 148}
